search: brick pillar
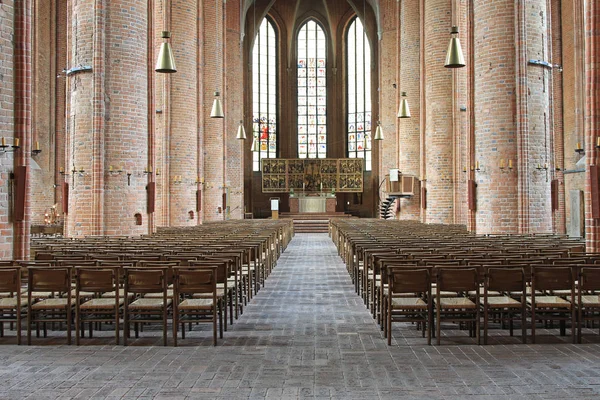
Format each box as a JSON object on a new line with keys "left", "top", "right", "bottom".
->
{"left": 66, "top": 0, "right": 148, "bottom": 237}
{"left": 0, "top": 1, "right": 16, "bottom": 259}
{"left": 585, "top": 0, "right": 600, "bottom": 251}
{"left": 168, "top": 0, "right": 198, "bottom": 226}
{"left": 202, "top": 0, "right": 226, "bottom": 221}
{"left": 378, "top": 0, "right": 400, "bottom": 217}
{"left": 423, "top": 0, "right": 454, "bottom": 224}
{"left": 14, "top": 0, "right": 33, "bottom": 259}
{"left": 398, "top": 0, "right": 420, "bottom": 219}
{"left": 225, "top": 0, "right": 244, "bottom": 220}
{"left": 473, "top": 0, "right": 518, "bottom": 234}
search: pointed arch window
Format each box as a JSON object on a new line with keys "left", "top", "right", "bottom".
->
{"left": 297, "top": 20, "right": 327, "bottom": 159}
{"left": 346, "top": 16, "right": 372, "bottom": 170}
{"left": 252, "top": 17, "right": 278, "bottom": 171}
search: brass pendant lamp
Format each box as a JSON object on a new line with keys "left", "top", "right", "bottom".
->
{"left": 155, "top": 31, "right": 177, "bottom": 73}
{"left": 210, "top": 0, "right": 225, "bottom": 118}
{"left": 251, "top": 134, "right": 260, "bottom": 152}
{"left": 210, "top": 91, "right": 225, "bottom": 118}
{"left": 373, "top": 121, "right": 384, "bottom": 141}
{"left": 236, "top": 120, "right": 247, "bottom": 140}
{"left": 444, "top": 26, "right": 465, "bottom": 68}
{"left": 397, "top": 92, "right": 411, "bottom": 118}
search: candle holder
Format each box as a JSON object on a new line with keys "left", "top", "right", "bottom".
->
{"left": 108, "top": 166, "right": 124, "bottom": 175}
{"left": 575, "top": 142, "right": 585, "bottom": 154}
{"left": 535, "top": 163, "right": 549, "bottom": 172}
{"left": 172, "top": 175, "right": 183, "bottom": 185}
{"left": 499, "top": 159, "right": 514, "bottom": 173}
{"left": 143, "top": 166, "right": 153, "bottom": 175}
{"left": 32, "top": 141, "right": 42, "bottom": 155}
{"left": 0, "top": 137, "right": 20, "bottom": 154}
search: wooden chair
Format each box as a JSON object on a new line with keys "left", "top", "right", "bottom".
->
{"left": 529, "top": 266, "right": 576, "bottom": 344}
{"left": 435, "top": 267, "right": 480, "bottom": 345}
{"left": 482, "top": 267, "right": 526, "bottom": 344}
{"left": 0, "top": 268, "right": 24, "bottom": 344}
{"left": 75, "top": 267, "right": 121, "bottom": 345}
{"left": 577, "top": 266, "right": 600, "bottom": 343}
{"left": 27, "top": 267, "right": 73, "bottom": 345}
{"left": 386, "top": 267, "right": 432, "bottom": 345}
{"left": 172, "top": 266, "right": 220, "bottom": 346}
{"left": 123, "top": 267, "right": 171, "bottom": 346}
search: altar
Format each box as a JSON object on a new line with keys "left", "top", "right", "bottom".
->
{"left": 289, "top": 193, "right": 336, "bottom": 213}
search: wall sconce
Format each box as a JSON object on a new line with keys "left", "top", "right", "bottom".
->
{"left": 155, "top": 168, "right": 161, "bottom": 176}
{"left": 172, "top": 175, "right": 183, "bottom": 184}
{"left": 59, "top": 167, "right": 68, "bottom": 176}
{"left": 499, "top": 159, "right": 514, "bottom": 173}
{"left": 0, "top": 137, "right": 20, "bottom": 153}
{"left": 475, "top": 161, "right": 481, "bottom": 172}
{"left": 195, "top": 176, "right": 204, "bottom": 185}
{"left": 143, "top": 166, "right": 153, "bottom": 175}
{"left": 108, "top": 165, "right": 123, "bottom": 175}
{"left": 535, "top": 162, "right": 549, "bottom": 172}
{"left": 595, "top": 137, "right": 600, "bottom": 150}
{"left": 575, "top": 141, "right": 585, "bottom": 154}
{"left": 32, "top": 141, "right": 41, "bottom": 155}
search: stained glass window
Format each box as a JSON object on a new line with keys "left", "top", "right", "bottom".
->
{"left": 347, "top": 17, "right": 372, "bottom": 170}
{"left": 297, "top": 20, "right": 327, "bottom": 159}
{"left": 252, "top": 17, "right": 278, "bottom": 171}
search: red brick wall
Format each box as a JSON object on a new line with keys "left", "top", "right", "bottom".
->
{"left": 0, "top": 0, "right": 15, "bottom": 259}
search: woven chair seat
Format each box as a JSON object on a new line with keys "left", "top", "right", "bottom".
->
{"left": 129, "top": 298, "right": 172, "bottom": 310}
{"left": 178, "top": 298, "right": 214, "bottom": 310}
{"left": 0, "top": 297, "right": 28, "bottom": 308}
{"left": 144, "top": 289, "right": 173, "bottom": 298}
{"left": 22, "top": 289, "right": 54, "bottom": 298}
{"left": 580, "top": 295, "right": 600, "bottom": 306}
{"left": 527, "top": 296, "right": 571, "bottom": 308}
{"left": 431, "top": 287, "right": 458, "bottom": 298}
{"left": 469, "top": 290, "right": 501, "bottom": 296}
{"left": 391, "top": 297, "right": 427, "bottom": 309}
{"left": 436, "top": 297, "right": 477, "bottom": 309}
{"left": 80, "top": 298, "right": 124, "bottom": 310}
{"left": 102, "top": 289, "right": 135, "bottom": 299}
{"left": 193, "top": 289, "right": 225, "bottom": 298}
{"left": 552, "top": 289, "right": 576, "bottom": 296}
{"left": 31, "top": 298, "right": 70, "bottom": 310}
{"left": 70, "top": 289, "right": 97, "bottom": 298}
{"left": 480, "top": 296, "right": 521, "bottom": 307}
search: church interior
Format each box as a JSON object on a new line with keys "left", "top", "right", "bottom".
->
{"left": 0, "top": 0, "right": 600, "bottom": 397}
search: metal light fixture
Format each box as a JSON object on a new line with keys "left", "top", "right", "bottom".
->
{"left": 397, "top": 92, "right": 411, "bottom": 118}
{"left": 251, "top": 134, "right": 260, "bottom": 152}
{"left": 155, "top": 31, "right": 177, "bottom": 73}
{"left": 210, "top": 0, "right": 225, "bottom": 118}
{"left": 373, "top": 121, "right": 384, "bottom": 141}
{"left": 236, "top": 120, "right": 247, "bottom": 140}
{"left": 444, "top": 26, "right": 465, "bottom": 68}
{"left": 210, "top": 91, "right": 224, "bottom": 118}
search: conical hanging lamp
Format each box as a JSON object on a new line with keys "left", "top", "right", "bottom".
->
{"left": 155, "top": 31, "right": 177, "bottom": 73}
{"left": 397, "top": 92, "right": 411, "bottom": 118}
{"left": 251, "top": 134, "right": 260, "bottom": 152}
{"left": 236, "top": 120, "right": 247, "bottom": 140}
{"left": 444, "top": 26, "right": 465, "bottom": 68}
{"left": 210, "top": 91, "right": 224, "bottom": 118}
{"left": 373, "top": 121, "right": 384, "bottom": 141}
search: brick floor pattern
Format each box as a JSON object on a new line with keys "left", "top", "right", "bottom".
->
{"left": 1, "top": 233, "right": 600, "bottom": 399}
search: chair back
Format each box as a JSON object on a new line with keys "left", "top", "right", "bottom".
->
{"left": 174, "top": 267, "right": 217, "bottom": 295}
{"left": 76, "top": 267, "right": 118, "bottom": 292}
{"left": 579, "top": 267, "right": 600, "bottom": 291}
{"left": 28, "top": 267, "right": 71, "bottom": 292}
{"left": 0, "top": 268, "right": 21, "bottom": 292}
{"left": 532, "top": 266, "right": 573, "bottom": 291}
{"left": 486, "top": 267, "right": 524, "bottom": 292}
{"left": 436, "top": 267, "right": 478, "bottom": 292}
{"left": 125, "top": 268, "right": 167, "bottom": 294}
{"left": 388, "top": 268, "right": 430, "bottom": 294}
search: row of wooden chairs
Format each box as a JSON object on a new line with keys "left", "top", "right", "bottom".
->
{"left": 329, "top": 219, "right": 598, "bottom": 345}
{"left": 1, "top": 220, "right": 294, "bottom": 345}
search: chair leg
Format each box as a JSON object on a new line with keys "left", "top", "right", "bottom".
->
{"left": 436, "top": 307, "right": 441, "bottom": 346}
{"left": 213, "top": 306, "right": 217, "bottom": 346}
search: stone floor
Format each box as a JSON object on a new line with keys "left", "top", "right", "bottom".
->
{"left": 2, "top": 233, "right": 600, "bottom": 399}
